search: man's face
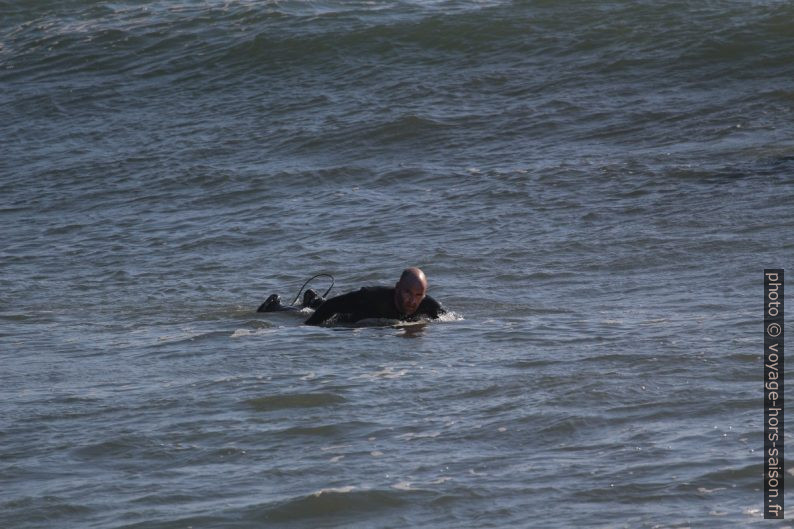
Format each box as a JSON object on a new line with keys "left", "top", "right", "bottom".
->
{"left": 396, "top": 280, "right": 426, "bottom": 314}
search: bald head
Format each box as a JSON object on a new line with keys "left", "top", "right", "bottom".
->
{"left": 399, "top": 267, "right": 427, "bottom": 289}
{"left": 394, "top": 267, "right": 428, "bottom": 315}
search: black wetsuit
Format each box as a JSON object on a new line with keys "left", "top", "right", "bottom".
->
{"left": 304, "top": 286, "right": 445, "bottom": 326}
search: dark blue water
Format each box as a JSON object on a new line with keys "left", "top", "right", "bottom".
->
{"left": 2, "top": 1, "right": 793, "bottom": 527}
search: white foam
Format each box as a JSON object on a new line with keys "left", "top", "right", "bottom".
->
{"left": 230, "top": 327, "right": 276, "bottom": 338}
{"left": 312, "top": 486, "right": 355, "bottom": 496}
{"left": 437, "top": 311, "right": 464, "bottom": 322}
{"left": 320, "top": 444, "right": 351, "bottom": 451}
{"left": 696, "top": 487, "right": 725, "bottom": 494}
{"left": 357, "top": 366, "right": 408, "bottom": 380}
{"left": 397, "top": 431, "right": 440, "bottom": 440}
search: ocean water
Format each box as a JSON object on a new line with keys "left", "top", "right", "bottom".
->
{"left": 2, "top": 1, "right": 793, "bottom": 527}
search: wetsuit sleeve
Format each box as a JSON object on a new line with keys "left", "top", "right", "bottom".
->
{"left": 304, "top": 290, "right": 363, "bottom": 325}
{"left": 420, "top": 295, "right": 446, "bottom": 319}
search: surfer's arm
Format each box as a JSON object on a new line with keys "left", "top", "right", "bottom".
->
{"left": 304, "top": 290, "right": 362, "bottom": 325}
{"left": 420, "top": 295, "right": 446, "bottom": 319}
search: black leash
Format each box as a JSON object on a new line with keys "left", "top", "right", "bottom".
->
{"left": 290, "top": 273, "right": 335, "bottom": 306}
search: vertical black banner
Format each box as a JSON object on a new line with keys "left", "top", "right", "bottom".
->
{"left": 765, "top": 269, "right": 784, "bottom": 519}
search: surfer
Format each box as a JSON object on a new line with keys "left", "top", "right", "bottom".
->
{"left": 258, "top": 267, "right": 446, "bottom": 325}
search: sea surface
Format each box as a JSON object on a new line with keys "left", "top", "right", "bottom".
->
{"left": 2, "top": 1, "right": 793, "bottom": 527}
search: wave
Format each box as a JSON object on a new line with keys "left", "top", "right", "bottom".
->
{"left": 2, "top": 0, "right": 792, "bottom": 84}
{"left": 257, "top": 487, "right": 408, "bottom": 523}
{"left": 245, "top": 392, "right": 346, "bottom": 411}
